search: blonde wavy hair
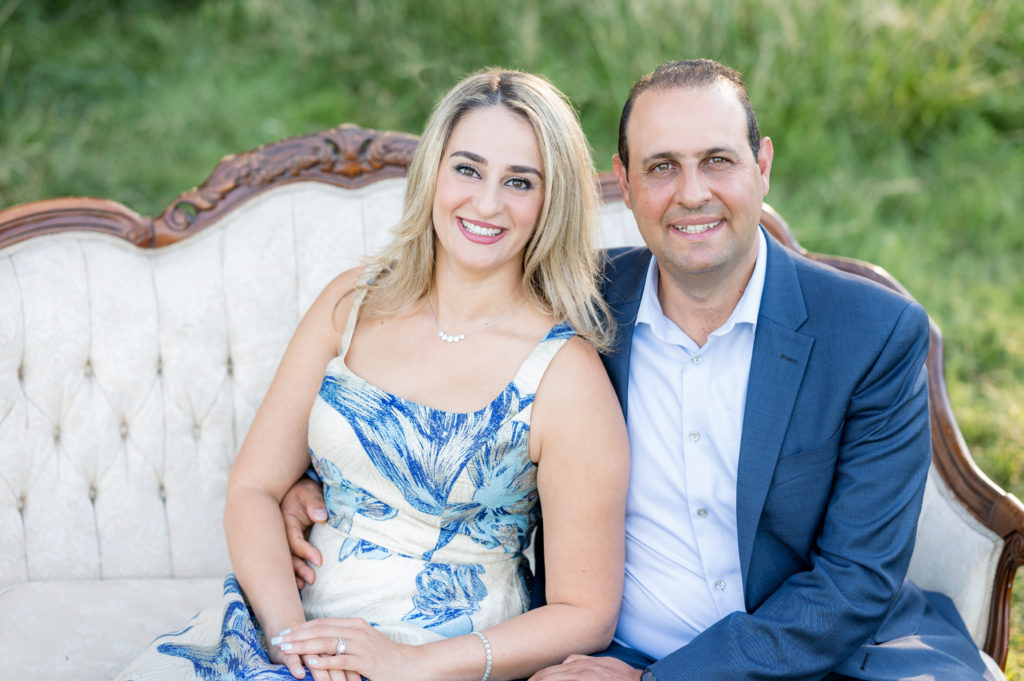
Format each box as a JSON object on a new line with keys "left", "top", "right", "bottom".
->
{"left": 357, "top": 68, "right": 613, "bottom": 350}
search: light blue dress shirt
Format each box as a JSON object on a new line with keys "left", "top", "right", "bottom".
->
{"left": 614, "top": 229, "right": 768, "bottom": 659}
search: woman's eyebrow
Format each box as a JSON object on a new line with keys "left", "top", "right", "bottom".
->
{"left": 450, "top": 150, "right": 486, "bottom": 164}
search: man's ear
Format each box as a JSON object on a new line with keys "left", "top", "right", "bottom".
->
{"left": 757, "top": 137, "right": 773, "bottom": 197}
{"left": 612, "top": 155, "right": 632, "bottom": 210}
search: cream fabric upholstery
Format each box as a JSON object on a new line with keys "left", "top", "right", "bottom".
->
{"left": 0, "top": 577, "right": 222, "bottom": 681}
{"left": 0, "top": 179, "right": 1004, "bottom": 679}
{"left": 909, "top": 466, "right": 1004, "bottom": 648}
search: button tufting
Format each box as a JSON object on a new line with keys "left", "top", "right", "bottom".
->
{"left": 156, "top": 357, "right": 163, "bottom": 375}
{"left": 192, "top": 423, "right": 201, "bottom": 439}
{"left": 89, "top": 485, "right": 97, "bottom": 502}
{"left": 120, "top": 421, "right": 129, "bottom": 438}
{"left": 17, "top": 365, "right": 24, "bottom": 381}
{"left": 84, "top": 360, "right": 93, "bottom": 377}
{"left": 158, "top": 484, "right": 167, "bottom": 500}
{"left": 53, "top": 425, "right": 61, "bottom": 441}
{"left": 17, "top": 495, "right": 25, "bottom": 512}
{"left": 226, "top": 357, "right": 233, "bottom": 375}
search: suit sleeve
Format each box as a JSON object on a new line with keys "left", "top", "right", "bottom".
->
{"left": 649, "top": 302, "right": 932, "bottom": 681}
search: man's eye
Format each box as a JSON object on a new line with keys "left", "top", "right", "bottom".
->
{"left": 455, "top": 164, "right": 479, "bottom": 177}
{"left": 708, "top": 156, "right": 729, "bottom": 164}
{"left": 651, "top": 162, "right": 673, "bottom": 173}
{"left": 507, "top": 177, "right": 532, "bottom": 190}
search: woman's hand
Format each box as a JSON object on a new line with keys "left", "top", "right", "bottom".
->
{"left": 271, "top": 618, "right": 423, "bottom": 681}
{"left": 267, "top": 636, "right": 308, "bottom": 680}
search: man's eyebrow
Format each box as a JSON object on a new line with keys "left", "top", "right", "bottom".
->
{"left": 640, "top": 151, "right": 678, "bottom": 166}
{"left": 450, "top": 151, "right": 542, "bottom": 178}
{"left": 640, "top": 147, "right": 740, "bottom": 166}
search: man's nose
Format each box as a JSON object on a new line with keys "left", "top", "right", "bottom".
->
{"left": 673, "top": 166, "right": 712, "bottom": 209}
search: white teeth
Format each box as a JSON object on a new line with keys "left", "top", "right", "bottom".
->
{"left": 672, "top": 220, "right": 719, "bottom": 234}
{"left": 461, "top": 219, "right": 502, "bottom": 237}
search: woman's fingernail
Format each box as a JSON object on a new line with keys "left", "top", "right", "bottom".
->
{"left": 312, "top": 509, "right": 327, "bottom": 521}
{"left": 308, "top": 657, "right": 319, "bottom": 666}
{"left": 279, "top": 628, "right": 291, "bottom": 635}
{"left": 270, "top": 636, "right": 283, "bottom": 646}
{"left": 280, "top": 643, "right": 293, "bottom": 651}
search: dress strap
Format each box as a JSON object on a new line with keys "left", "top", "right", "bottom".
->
{"left": 508, "top": 322, "right": 577, "bottom": 397}
{"left": 338, "top": 272, "right": 374, "bottom": 360}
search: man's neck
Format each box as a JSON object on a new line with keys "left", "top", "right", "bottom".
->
{"left": 656, "top": 257, "right": 757, "bottom": 348}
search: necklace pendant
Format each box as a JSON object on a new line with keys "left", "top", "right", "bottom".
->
{"left": 427, "top": 296, "right": 524, "bottom": 344}
{"left": 438, "top": 330, "right": 465, "bottom": 343}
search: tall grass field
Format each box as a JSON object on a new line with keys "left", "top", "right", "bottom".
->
{"left": 2, "top": 0, "right": 1022, "bottom": 673}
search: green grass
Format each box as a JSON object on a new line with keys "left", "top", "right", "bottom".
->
{"left": 2, "top": 0, "right": 1023, "bottom": 672}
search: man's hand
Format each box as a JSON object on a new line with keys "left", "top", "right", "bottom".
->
{"left": 281, "top": 476, "right": 328, "bottom": 589}
{"left": 529, "top": 655, "right": 643, "bottom": 681}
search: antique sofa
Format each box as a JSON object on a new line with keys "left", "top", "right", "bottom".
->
{"left": 0, "top": 125, "right": 1020, "bottom": 680}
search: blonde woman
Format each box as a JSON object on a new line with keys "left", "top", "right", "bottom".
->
{"left": 117, "top": 70, "right": 628, "bottom": 681}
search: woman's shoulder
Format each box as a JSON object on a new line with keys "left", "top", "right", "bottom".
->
{"left": 322, "top": 265, "right": 369, "bottom": 297}
{"left": 529, "top": 328, "right": 626, "bottom": 466}
{"left": 315, "top": 265, "right": 366, "bottom": 320}
{"left": 537, "top": 332, "right": 611, "bottom": 400}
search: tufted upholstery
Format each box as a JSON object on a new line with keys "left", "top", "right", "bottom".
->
{"left": 0, "top": 126, "right": 1017, "bottom": 680}
{"left": 0, "top": 180, "right": 406, "bottom": 587}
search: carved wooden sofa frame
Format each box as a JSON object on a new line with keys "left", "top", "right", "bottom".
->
{"left": 0, "top": 125, "right": 1020, "bottom": 678}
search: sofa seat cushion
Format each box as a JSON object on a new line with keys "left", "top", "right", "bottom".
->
{"left": 0, "top": 577, "right": 222, "bottom": 681}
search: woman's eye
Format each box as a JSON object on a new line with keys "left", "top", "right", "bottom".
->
{"left": 455, "top": 164, "right": 479, "bottom": 178}
{"left": 507, "top": 177, "right": 532, "bottom": 191}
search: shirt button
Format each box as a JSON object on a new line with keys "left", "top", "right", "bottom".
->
{"left": 715, "top": 580, "right": 726, "bottom": 591}
{"left": 692, "top": 355, "right": 703, "bottom": 365}
{"left": 689, "top": 431, "right": 701, "bottom": 443}
{"left": 697, "top": 508, "right": 708, "bottom": 518}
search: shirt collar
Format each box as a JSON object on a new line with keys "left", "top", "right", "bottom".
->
{"left": 636, "top": 227, "right": 768, "bottom": 347}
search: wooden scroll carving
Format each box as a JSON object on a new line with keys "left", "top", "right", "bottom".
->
{"left": 0, "top": 124, "right": 418, "bottom": 249}
{"left": 153, "top": 124, "right": 418, "bottom": 246}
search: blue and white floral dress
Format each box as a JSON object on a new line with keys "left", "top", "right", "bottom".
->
{"left": 116, "top": 287, "right": 576, "bottom": 680}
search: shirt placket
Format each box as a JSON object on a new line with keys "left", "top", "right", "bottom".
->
{"left": 681, "top": 345, "right": 735, "bottom": 615}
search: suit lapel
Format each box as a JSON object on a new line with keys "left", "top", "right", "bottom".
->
{"left": 600, "top": 248, "right": 651, "bottom": 418}
{"left": 736, "top": 237, "right": 814, "bottom": 588}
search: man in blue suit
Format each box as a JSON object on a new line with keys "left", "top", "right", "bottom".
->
{"left": 283, "top": 60, "right": 996, "bottom": 680}
{"left": 527, "top": 59, "right": 995, "bottom": 681}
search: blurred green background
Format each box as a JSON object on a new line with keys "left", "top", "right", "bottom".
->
{"left": 1, "top": 0, "right": 1022, "bottom": 672}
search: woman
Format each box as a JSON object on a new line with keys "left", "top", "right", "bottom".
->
{"left": 117, "top": 69, "right": 628, "bottom": 681}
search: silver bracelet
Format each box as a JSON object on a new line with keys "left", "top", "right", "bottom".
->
{"left": 471, "top": 631, "right": 493, "bottom": 681}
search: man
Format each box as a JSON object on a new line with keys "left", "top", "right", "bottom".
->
{"left": 283, "top": 60, "right": 995, "bottom": 680}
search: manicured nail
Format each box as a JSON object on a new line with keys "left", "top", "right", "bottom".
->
{"left": 308, "top": 658, "right": 319, "bottom": 666}
{"left": 278, "top": 628, "right": 291, "bottom": 635}
{"left": 312, "top": 509, "right": 327, "bottom": 521}
{"left": 280, "top": 643, "right": 293, "bottom": 651}
{"left": 270, "top": 636, "right": 284, "bottom": 646}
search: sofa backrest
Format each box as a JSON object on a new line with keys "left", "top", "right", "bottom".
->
{"left": 0, "top": 125, "right": 1020, "bottom": 665}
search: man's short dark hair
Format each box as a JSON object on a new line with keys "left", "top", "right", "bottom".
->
{"left": 617, "top": 59, "right": 762, "bottom": 173}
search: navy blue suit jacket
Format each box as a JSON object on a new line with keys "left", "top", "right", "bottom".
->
{"left": 533, "top": 233, "right": 992, "bottom": 680}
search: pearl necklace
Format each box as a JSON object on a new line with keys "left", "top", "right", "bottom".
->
{"left": 426, "top": 297, "right": 527, "bottom": 343}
